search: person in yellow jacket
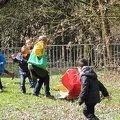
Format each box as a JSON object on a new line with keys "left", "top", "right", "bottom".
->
{"left": 33, "top": 36, "right": 47, "bottom": 57}
{"left": 28, "top": 36, "right": 53, "bottom": 98}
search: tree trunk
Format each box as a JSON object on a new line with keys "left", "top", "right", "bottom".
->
{"left": 98, "top": 0, "right": 111, "bottom": 65}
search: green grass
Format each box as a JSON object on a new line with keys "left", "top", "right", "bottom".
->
{"left": 0, "top": 74, "right": 120, "bottom": 120}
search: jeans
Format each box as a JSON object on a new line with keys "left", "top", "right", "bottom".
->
{"left": 83, "top": 104, "right": 99, "bottom": 120}
{"left": 33, "top": 74, "right": 50, "bottom": 96}
{"left": 28, "top": 77, "right": 37, "bottom": 88}
{"left": 20, "top": 74, "right": 35, "bottom": 93}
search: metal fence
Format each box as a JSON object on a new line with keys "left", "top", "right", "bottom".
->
{"left": 46, "top": 44, "right": 120, "bottom": 72}
{"left": 0, "top": 44, "right": 120, "bottom": 77}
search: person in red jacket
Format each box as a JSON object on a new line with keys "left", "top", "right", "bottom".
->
{"left": 76, "top": 58, "right": 111, "bottom": 120}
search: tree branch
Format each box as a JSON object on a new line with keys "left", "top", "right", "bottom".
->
{"left": 0, "top": 0, "right": 10, "bottom": 9}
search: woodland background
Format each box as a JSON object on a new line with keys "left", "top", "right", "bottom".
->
{"left": 0, "top": 0, "right": 120, "bottom": 45}
{"left": 0, "top": 0, "right": 120, "bottom": 67}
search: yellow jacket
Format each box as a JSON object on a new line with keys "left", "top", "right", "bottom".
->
{"left": 33, "top": 42, "right": 45, "bottom": 57}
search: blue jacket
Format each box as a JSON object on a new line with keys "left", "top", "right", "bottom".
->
{"left": 0, "top": 52, "right": 6, "bottom": 73}
{"left": 13, "top": 53, "right": 30, "bottom": 76}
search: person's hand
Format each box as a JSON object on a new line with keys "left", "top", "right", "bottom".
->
{"left": 105, "top": 96, "right": 112, "bottom": 100}
{"left": 76, "top": 70, "right": 80, "bottom": 75}
{"left": 11, "top": 54, "right": 16, "bottom": 59}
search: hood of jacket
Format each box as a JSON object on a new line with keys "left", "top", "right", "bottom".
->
{"left": 80, "top": 66, "right": 97, "bottom": 80}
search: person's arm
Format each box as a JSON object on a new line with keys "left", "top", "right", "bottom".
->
{"left": 99, "top": 81, "right": 111, "bottom": 100}
{"left": 99, "top": 81, "right": 109, "bottom": 96}
{"left": 78, "top": 76, "right": 89, "bottom": 105}
{"left": 0, "top": 53, "right": 6, "bottom": 66}
{"left": 11, "top": 54, "right": 18, "bottom": 63}
{"left": 11, "top": 53, "right": 23, "bottom": 63}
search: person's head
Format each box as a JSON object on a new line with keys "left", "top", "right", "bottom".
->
{"left": 25, "top": 39, "right": 33, "bottom": 49}
{"left": 76, "top": 58, "right": 88, "bottom": 72}
{"left": 36, "top": 36, "right": 48, "bottom": 47}
{"left": 21, "top": 45, "right": 30, "bottom": 57}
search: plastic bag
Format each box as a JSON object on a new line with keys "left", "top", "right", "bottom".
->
{"left": 61, "top": 69, "right": 81, "bottom": 97}
{"left": 28, "top": 51, "right": 47, "bottom": 70}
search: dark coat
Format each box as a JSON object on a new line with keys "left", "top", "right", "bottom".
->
{"left": 78, "top": 66, "right": 109, "bottom": 105}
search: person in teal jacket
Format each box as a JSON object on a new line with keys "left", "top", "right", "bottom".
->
{"left": 0, "top": 52, "right": 6, "bottom": 92}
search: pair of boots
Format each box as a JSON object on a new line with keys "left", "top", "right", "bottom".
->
{"left": 0, "top": 70, "right": 14, "bottom": 93}
{"left": 4, "top": 70, "right": 14, "bottom": 80}
{"left": 8, "top": 72, "right": 14, "bottom": 80}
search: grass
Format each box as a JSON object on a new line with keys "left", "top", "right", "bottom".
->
{"left": 0, "top": 73, "right": 120, "bottom": 120}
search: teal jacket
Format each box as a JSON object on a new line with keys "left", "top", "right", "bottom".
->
{"left": 0, "top": 52, "right": 6, "bottom": 73}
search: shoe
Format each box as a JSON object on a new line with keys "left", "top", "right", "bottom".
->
{"left": 45, "top": 94, "right": 54, "bottom": 98}
{"left": 32, "top": 93, "right": 39, "bottom": 96}
{"left": 0, "top": 89, "right": 3, "bottom": 92}
{"left": 88, "top": 116, "right": 99, "bottom": 120}
{"left": 30, "top": 84, "right": 36, "bottom": 88}
{"left": 9, "top": 72, "right": 14, "bottom": 80}
{"left": 94, "top": 116, "right": 99, "bottom": 120}
{"left": 30, "top": 86, "right": 34, "bottom": 88}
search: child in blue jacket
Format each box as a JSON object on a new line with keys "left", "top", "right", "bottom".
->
{"left": 0, "top": 52, "right": 6, "bottom": 92}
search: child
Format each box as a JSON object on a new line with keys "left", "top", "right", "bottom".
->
{"left": 76, "top": 58, "right": 111, "bottom": 120}
{"left": 28, "top": 36, "right": 52, "bottom": 98}
{"left": 33, "top": 36, "right": 47, "bottom": 57}
{"left": 25, "top": 39, "right": 36, "bottom": 87}
{"left": 0, "top": 50, "right": 14, "bottom": 80}
{"left": 11, "top": 45, "right": 34, "bottom": 94}
{"left": 0, "top": 52, "right": 6, "bottom": 92}
{"left": 25, "top": 39, "right": 33, "bottom": 50}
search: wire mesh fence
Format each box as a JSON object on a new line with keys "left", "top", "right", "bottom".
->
{"left": 0, "top": 44, "right": 120, "bottom": 78}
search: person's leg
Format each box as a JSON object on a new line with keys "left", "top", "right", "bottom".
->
{"left": 33, "top": 78, "right": 44, "bottom": 96}
{"left": 0, "top": 73, "right": 3, "bottom": 91}
{"left": 83, "top": 104, "right": 89, "bottom": 118}
{"left": 0, "top": 77, "right": 3, "bottom": 92}
{"left": 28, "top": 76, "right": 34, "bottom": 88}
{"left": 4, "top": 69, "right": 14, "bottom": 80}
{"left": 20, "top": 74, "right": 26, "bottom": 94}
{"left": 83, "top": 104, "right": 99, "bottom": 120}
{"left": 28, "top": 64, "right": 38, "bottom": 80}
{"left": 28, "top": 76, "right": 37, "bottom": 88}
{"left": 0, "top": 79, "right": 2, "bottom": 89}
{"left": 43, "top": 74, "right": 50, "bottom": 96}
{"left": 32, "top": 79, "right": 37, "bottom": 88}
